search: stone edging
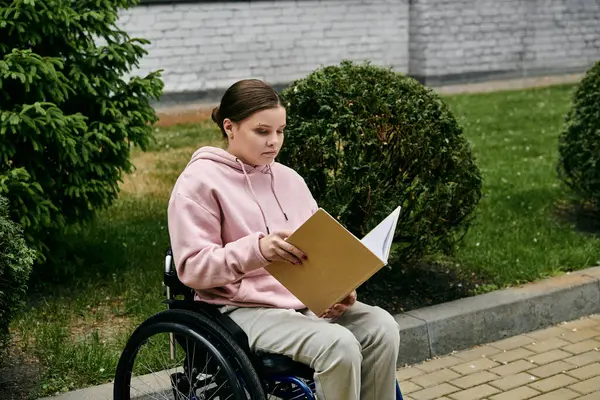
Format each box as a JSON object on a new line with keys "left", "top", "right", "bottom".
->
{"left": 40, "top": 265, "right": 600, "bottom": 399}
{"left": 395, "top": 266, "right": 600, "bottom": 366}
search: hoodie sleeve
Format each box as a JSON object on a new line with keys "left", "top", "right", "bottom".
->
{"left": 167, "top": 193, "right": 270, "bottom": 290}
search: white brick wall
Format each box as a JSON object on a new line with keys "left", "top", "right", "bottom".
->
{"left": 118, "top": 0, "right": 600, "bottom": 98}
{"left": 119, "top": 0, "right": 410, "bottom": 94}
{"left": 409, "top": 0, "right": 600, "bottom": 83}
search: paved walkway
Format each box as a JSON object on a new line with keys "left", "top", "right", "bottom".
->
{"left": 396, "top": 314, "right": 600, "bottom": 400}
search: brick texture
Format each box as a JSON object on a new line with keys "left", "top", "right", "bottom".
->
{"left": 117, "top": 0, "right": 409, "bottom": 93}
{"left": 527, "top": 373, "right": 578, "bottom": 393}
{"left": 447, "top": 383, "right": 499, "bottom": 400}
{"left": 565, "top": 362, "right": 600, "bottom": 380}
{"left": 408, "top": 0, "right": 600, "bottom": 83}
{"left": 114, "top": 0, "right": 599, "bottom": 97}
{"left": 489, "top": 373, "right": 537, "bottom": 391}
{"left": 396, "top": 316, "right": 600, "bottom": 400}
{"left": 489, "top": 386, "right": 540, "bottom": 400}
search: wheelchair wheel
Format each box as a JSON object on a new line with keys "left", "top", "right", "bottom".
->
{"left": 114, "top": 309, "right": 266, "bottom": 400}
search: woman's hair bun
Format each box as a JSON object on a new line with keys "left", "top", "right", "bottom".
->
{"left": 211, "top": 106, "right": 220, "bottom": 124}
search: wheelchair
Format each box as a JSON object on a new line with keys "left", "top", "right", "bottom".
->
{"left": 113, "top": 247, "right": 404, "bottom": 399}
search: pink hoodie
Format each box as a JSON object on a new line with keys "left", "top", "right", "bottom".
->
{"left": 167, "top": 146, "right": 318, "bottom": 309}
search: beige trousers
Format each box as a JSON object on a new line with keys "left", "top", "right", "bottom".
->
{"left": 225, "top": 301, "right": 400, "bottom": 400}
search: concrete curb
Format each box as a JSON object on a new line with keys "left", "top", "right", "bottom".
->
{"left": 40, "top": 266, "right": 600, "bottom": 399}
{"left": 394, "top": 266, "right": 600, "bottom": 365}
{"left": 39, "top": 382, "right": 113, "bottom": 400}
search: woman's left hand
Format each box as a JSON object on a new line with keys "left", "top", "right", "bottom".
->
{"left": 319, "top": 290, "right": 357, "bottom": 319}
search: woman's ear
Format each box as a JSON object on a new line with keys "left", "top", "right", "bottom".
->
{"left": 223, "top": 119, "right": 234, "bottom": 140}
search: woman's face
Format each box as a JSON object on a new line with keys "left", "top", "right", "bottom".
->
{"left": 224, "top": 106, "right": 286, "bottom": 166}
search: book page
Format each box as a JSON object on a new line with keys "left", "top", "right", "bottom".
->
{"left": 360, "top": 206, "right": 401, "bottom": 263}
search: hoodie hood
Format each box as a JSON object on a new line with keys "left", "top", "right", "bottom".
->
{"left": 187, "top": 146, "right": 287, "bottom": 233}
{"left": 187, "top": 146, "right": 272, "bottom": 174}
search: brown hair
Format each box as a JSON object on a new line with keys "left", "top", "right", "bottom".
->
{"left": 211, "top": 79, "right": 282, "bottom": 139}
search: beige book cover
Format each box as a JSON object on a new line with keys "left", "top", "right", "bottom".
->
{"left": 265, "top": 206, "right": 401, "bottom": 316}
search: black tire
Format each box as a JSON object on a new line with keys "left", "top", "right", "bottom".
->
{"left": 114, "top": 309, "right": 266, "bottom": 400}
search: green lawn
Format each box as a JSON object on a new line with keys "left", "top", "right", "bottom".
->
{"left": 449, "top": 84, "right": 600, "bottom": 290}
{"left": 7, "top": 83, "right": 600, "bottom": 398}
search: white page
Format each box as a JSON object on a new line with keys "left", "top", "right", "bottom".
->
{"left": 360, "top": 206, "right": 401, "bottom": 263}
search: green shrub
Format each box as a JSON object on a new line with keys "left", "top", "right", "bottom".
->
{"left": 279, "top": 61, "right": 482, "bottom": 269}
{"left": 0, "top": 196, "right": 35, "bottom": 347}
{"left": 0, "top": 0, "right": 163, "bottom": 260}
{"left": 558, "top": 60, "right": 600, "bottom": 211}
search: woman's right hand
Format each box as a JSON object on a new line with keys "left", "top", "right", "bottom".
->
{"left": 259, "top": 231, "right": 307, "bottom": 265}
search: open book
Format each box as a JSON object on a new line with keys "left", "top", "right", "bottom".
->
{"left": 264, "top": 206, "right": 401, "bottom": 316}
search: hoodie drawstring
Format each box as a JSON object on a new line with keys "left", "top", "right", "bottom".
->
{"left": 236, "top": 158, "right": 271, "bottom": 234}
{"left": 236, "top": 158, "right": 288, "bottom": 234}
{"left": 267, "top": 164, "right": 289, "bottom": 222}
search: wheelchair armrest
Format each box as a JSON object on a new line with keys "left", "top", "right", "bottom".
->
{"left": 164, "top": 247, "right": 195, "bottom": 301}
{"left": 164, "top": 270, "right": 195, "bottom": 299}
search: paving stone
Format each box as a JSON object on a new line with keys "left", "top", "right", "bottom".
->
{"left": 568, "top": 375, "right": 600, "bottom": 395}
{"left": 454, "top": 345, "right": 501, "bottom": 361}
{"left": 489, "top": 372, "right": 538, "bottom": 391}
{"left": 564, "top": 350, "right": 600, "bottom": 367}
{"left": 529, "top": 349, "right": 572, "bottom": 365}
{"left": 490, "top": 335, "right": 535, "bottom": 351}
{"left": 411, "top": 368, "right": 461, "bottom": 388}
{"left": 527, "top": 360, "right": 576, "bottom": 378}
{"left": 565, "top": 362, "right": 600, "bottom": 380}
{"left": 490, "top": 359, "right": 535, "bottom": 376}
{"left": 416, "top": 356, "right": 464, "bottom": 373}
{"left": 396, "top": 367, "right": 425, "bottom": 381}
{"left": 451, "top": 358, "right": 500, "bottom": 375}
{"left": 527, "top": 373, "right": 579, "bottom": 393}
{"left": 524, "top": 338, "right": 570, "bottom": 353}
{"left": 398, "top": 380, "right": 422, "bottom": 394}
{"left": 490, "top": 348, "right": 535, "bottom": 363}
{"left": 411, "top": 382, "right": 460, "bottom": 400}
{"left": 489, "top": 386, "right": 541, "bottom": 400}
{"left": 525, "top": 326, "right": 569, "bottom": 341}
{"left": 560, "top": 318, "right": 600, "bottom": 331}
{"left": 449, "top": 371, "right": 499, "bottom": 389}
{"left": 561, "top": 328, "right": 600, "bottom": 343}
{"left": 562, "top": 339, "right": 600, "bottom": 354}
{"left": 576, "top": 393, "right": 600, "bottom": 400}
{"left": 447, "top": 383, "right": 499, "bottom": 400}
{"left": 529, "top": 388, "right": 580, "bottom": 399}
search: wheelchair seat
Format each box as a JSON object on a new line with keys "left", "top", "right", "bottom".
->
{"left": 259, "top": 352, "right": 315, "bottom": 379}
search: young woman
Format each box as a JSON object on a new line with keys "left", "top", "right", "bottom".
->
{"left": 167, "top": 79, "right": 400, "bottom": 400}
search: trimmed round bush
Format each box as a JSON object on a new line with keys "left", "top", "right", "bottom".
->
{"left": 279, "top": 61, "right": 482, "bottom": 269}
{"left": 558, "top": 60, "right": 600, "bottom": 210}
{"left": 0, "top": 196, "right": 35, "bottom": 348}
